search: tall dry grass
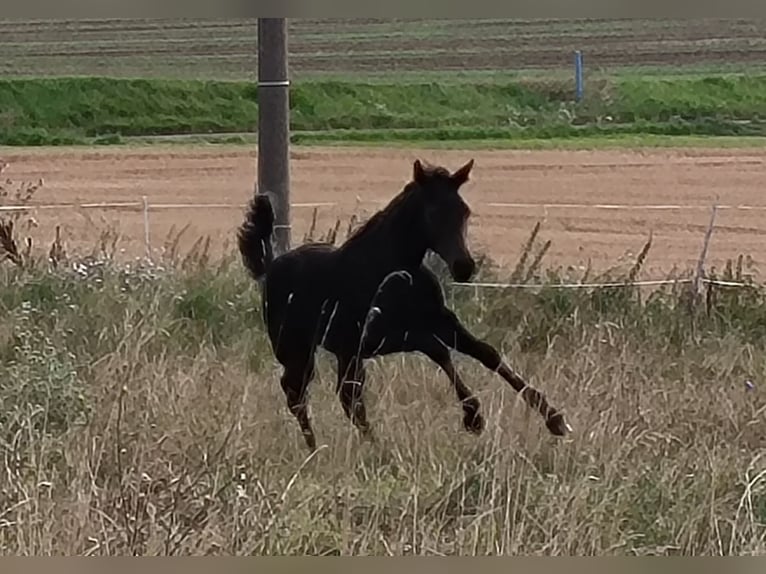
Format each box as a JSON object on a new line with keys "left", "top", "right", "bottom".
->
{"left": 0, "top": 180, "right": 765, "bottom": 555}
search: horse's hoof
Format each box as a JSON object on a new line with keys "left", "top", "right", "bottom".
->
{"left": 546, "top": 413, "right": 572, "bottom": 436}
{"left": 464, "top": 411, "right": 485, "bottom": 435}
{"left": 303, "top": 432, "right": 318, "bottom": 452}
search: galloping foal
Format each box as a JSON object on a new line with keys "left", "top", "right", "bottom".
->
{"left": 238, "top": 158, "right": 572, "bottom": 451}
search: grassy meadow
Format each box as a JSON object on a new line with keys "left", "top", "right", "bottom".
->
{"left": 1, "top": 17, "right": 766, "bottom": 555}
{"left": 1, "top": 205, "right": 765, "bottom": 555}
{"left": 1, "top": 75, "right": 766, "bottom": 147}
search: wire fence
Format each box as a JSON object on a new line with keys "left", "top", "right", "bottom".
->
{"left": 452, "top": 278, "right": 751, "bottom": 290}
{"left": 0, "top": 196, "right": 756, "bottom": 291}
{"left": 3, "top": 199, "right": 766, "bottom": 214}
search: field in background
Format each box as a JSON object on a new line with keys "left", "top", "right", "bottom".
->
{"left": 2, "top": 18, "right": 766, "bottom": 80}
{"left": 1, "top": 18, "right": 766, "bottom": 556}
{"left": 3, "top": 18, "right": 766, "bottom": 147}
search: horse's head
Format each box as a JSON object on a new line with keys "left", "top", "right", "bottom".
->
{"left": 413, "top": 158, "right": 476, "bottom": 283}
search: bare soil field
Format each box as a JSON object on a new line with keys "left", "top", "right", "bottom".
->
{"left": 2, "top": 144, "right": 765, "bottom": 279}
{"left": 2, "top": 18, "right": 764, "bottom": 79}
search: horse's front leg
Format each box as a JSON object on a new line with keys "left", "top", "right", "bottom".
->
{"left": 375, "top": 330, "right": 485, "bottom": 435}
{"left": 411, "top": 333, "right": 485, "bottom": 434}
{"left": 335, "top": 354, "right": 375, "bottom": 441}
{"left": 435, "top": 310, "right": 572, "bottom": 436}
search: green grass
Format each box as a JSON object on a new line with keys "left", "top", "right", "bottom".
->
{"left": 291, "top": 134, "right": 766, "bottom": 151}
{"left": 0, "top": 77, "right": 260, "bottom": 145}
{"left": 81, "top": 132, "right": 763, "bottom": 152}
{"left": 1, "top": 75, "right": 766, "bottom": 147}
{"left": 7, "top": 134, "right": 766, "bottom": 155}
{"left": 280, "top": 64, "right": 766, "bottom": 85}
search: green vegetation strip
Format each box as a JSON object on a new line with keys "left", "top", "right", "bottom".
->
{"left": 1, "top": 75, "right": 765, "bottom": 146}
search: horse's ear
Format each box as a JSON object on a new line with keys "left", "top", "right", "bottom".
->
{"left": 413, "top": 159, "right": 427, "bottom": 184}
{"left": 451, "top": 159, "right": 474, "bottom": 187}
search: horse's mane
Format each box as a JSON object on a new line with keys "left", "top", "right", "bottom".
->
{"left": 343, "top": 163, "right": 450, "bottom": 245}
{"left": 342, "top": 182, "right": 417, "bottom": 245}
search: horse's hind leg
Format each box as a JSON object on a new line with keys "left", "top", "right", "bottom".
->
{"left": 435, "top": 310, "right": 571, "bottom": 436}
{"left": 336, "top": 355, "right": 374, "bottom": 441}
{"left": 280, "top": 354, "right": 318, "bottom": 451}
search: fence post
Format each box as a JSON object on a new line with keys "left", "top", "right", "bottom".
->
{"left": 257, "top": 18, "right": 291, "bottom": 256}
{"left": 692, "top": 202, "right": 719, "bottom": 299}
{"left": 142, "top": 195, "right": 151, "bottom": 260}
{"left": 574, "top": 50, "right": 584, "bottom": 102}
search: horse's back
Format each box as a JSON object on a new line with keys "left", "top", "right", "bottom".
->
{"left": 268, "top": 241, "right": 336, "bottom": 279}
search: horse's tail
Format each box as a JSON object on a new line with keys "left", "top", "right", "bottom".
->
{"left": 238, "top": 193, "right": 275, "bottom": 281}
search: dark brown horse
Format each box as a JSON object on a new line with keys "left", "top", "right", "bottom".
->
{"left": 238, "top": 159, "right": 571, "bottom": 451}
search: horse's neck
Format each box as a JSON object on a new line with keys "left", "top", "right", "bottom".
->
{"left": 342, "top": 208, "right": 427, "bottom": 274}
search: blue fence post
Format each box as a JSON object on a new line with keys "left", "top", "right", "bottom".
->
{"left": 574, "top": 50, "right": 584, "bottom": 102}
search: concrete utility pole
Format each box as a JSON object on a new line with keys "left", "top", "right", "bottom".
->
{"left": 257, "top": 18, "right": 291, "bottom": 254}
